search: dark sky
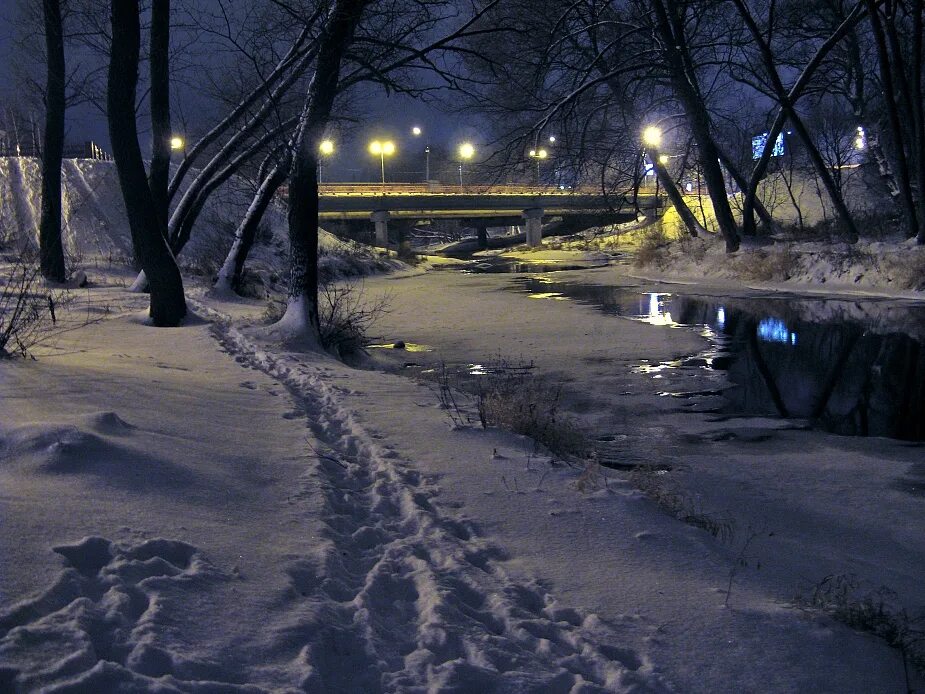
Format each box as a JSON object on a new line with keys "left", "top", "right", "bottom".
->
{"left": 0, "top": 8, "right": 481, "bottom": 183}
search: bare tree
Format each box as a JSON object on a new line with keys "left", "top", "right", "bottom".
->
{"left": 39, "top": 0, "right": 67, "bottom": 282}
{"left": 148, "top": 0, "right": 171, "bottom": 237}
{"left": 107, "top": 0, "right": 186, "bottom": 326}
{"left": 274, "top": 0, "right": 370, "bottom": 342}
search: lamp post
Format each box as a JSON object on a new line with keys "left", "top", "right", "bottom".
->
{"left": 318, "top": 139, "right": 334, "bottom": 183}
{"left": 655, "top": 154, "right": 670, "bottom": 212}
{"left": 424, "top": 146, "right": 431, "bottom": 181}
{"left": 642, "top": 126, "right": 664, "bottom": 211}
{"left": 369, "top": 140, "right": 395, "bottom": 183}
{"left": 458, "top": 142, "right": 474, "bottom": 189}
{"left": 528, "top": 148, "right": 548, "bottom": 185}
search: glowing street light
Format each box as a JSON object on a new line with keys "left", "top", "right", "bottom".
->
{"left": 412, "top": 126, "right": 422, "bottom": 136}
{"left": 548, "top": 135, "right": 556, "bottom": 143}
{"left": 529, "top": 148, "right": 548, "bottom": 184}
{"left": 855, "top": 125, "right": 866, "bottom": 150}
{"left": 170, "top": 136, "right": 184, "bottom": 152}
{"left": 318, "top": 139, "right": 334, "bottom": 182}
{"left": 658, "top": 154, "right": 669, "bottom": 165}
{"left": 642, "top": 126, "right": 662, "bottom": 148}
{"left": 458, "top": 142, "right": 475, "bottom": 188}
{"left": 369, "top": 140, "right": 396, "bottom": 183}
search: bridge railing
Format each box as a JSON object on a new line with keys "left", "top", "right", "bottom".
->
{"left": 285, "top": 183, "right": 658, "bottom": 197}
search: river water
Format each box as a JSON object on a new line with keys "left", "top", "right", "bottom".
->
{"left": 505, "top": 274, "right": 925, "bottom": 440}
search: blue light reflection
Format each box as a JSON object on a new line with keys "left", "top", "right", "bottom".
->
{"left": 757, "top": 317, "right": 798, "bottom": 345}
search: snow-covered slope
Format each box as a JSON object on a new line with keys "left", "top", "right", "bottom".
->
{"left": 0, "top": 157, "right": 397, "bottom": 287}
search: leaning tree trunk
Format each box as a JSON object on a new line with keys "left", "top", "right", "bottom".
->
{"left": 648, "top": 148, "right": 707, "bottom": 237}
{"left": 167, "top": 47, "right": 317, "bottom": 251}
{"left": 651, "top": 0, "right": 740, "bottom": 252}
{"left": 148, "top": 0, "right": 170, "bottom": 237}
{"left": 39, "top": 0, "right": 66, "bottom": 282}
{"left": 107, "top": 0, "right": 186, "bottom": 326}
{"left": 738, "top": 0, "right": 870, "bottom": 237}
{"left": 214, "top": 151, "right": 292, "bottom": 295}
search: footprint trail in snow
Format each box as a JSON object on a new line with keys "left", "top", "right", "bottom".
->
{"left": 217, "top": 319, "right": 667, "bottom": 693}
{"left": 0, "top": 305, "right": 668, "bottom": 692}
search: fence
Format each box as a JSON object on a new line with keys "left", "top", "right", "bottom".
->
{"left": 0, "top": 140, "right": 112, "bottom": 160}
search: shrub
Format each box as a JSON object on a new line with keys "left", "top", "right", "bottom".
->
{"left": 474, "top": 358, "right": 589, "bottom": 459}
{"left": 736, "top": 246, "right": 798, "bottom": 282}
{"left": 0, "top": 251, "right": 68, "bottom": 358}
{"left": 264, "top": 280, "right": 390, "bottom": 359}
{"left": 799, "top": 574, "right": 925, "bottom": 679}
{"left": 629, "top": 466, "right": 734, "bottom": 542}
{"left": 318, "top": 280, "right": 389, "bottom": 358}
{"left": 633, "top": 223, "right": 671, "bottom": 269}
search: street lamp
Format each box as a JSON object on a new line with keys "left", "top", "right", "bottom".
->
{"left": 318, "top": 139, "right": 334, "bottom": 183}
{"left": 369, "top": 140, "right": 395, "bottom": 183}
{"left": 458, "top": 142, "right": 474, "bottom": 188}
{"left": 642, "top": 126, "right": 662, "bottom": 148}
{"left": 412, "top": 126, "right": 422, "bottom": 136}
{"left": 528, "top": 148, "right": 548, "bottom": 185}
{"left": 548, "top": 135, "right": 556, "bottom": 143}
{"left": 424, "top": 146, "right": 431, "bottom": 182}
{"left": 170, "top": 136, "right": 184, "bottom": 152}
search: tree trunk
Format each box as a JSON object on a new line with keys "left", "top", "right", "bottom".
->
{"left": 715, "top": 145, "right": 775, "bottom": 230}
{"left": 652, "top": 0, "right": 740, "bottom": 252}
{"left": 214, "top": 156, "right": 290, "bottom": 295}
{"left": 131, "top": 116, "right": 298, "bottom": 292}
{"left": 169, "top": 115, "right": 299, "bottom": 257}
{"left": 649, "top": 150, "right": 707, "bottom": 237}
{"left": 39, "top": 0, "right": 66, "bottom": 283}
{"left": 729, "top": 0, "right": 861, "bottom": 242}
{"left": 166, "top": 21, "right": 316, "bottom": 204}
{"left": 148, "top": 0, "right": 170, "bottom": 238}
{"left": 867, "top": 0, "right": 920, "bottom": 239}
{"left": 276, "top": 0, "right": 370, "bottom": 342}
{"left": 738, "top": 0, "right": 871, "bottom": 237}
{"left": 167, "top": 48, "right": 317, "bottom": 250}
{"left": 107, "top": 0, "right": 186, "bottom": 326}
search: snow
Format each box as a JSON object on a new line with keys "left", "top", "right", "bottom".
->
{"left": 1, "top": 160, "right": 923, "bottom": 692}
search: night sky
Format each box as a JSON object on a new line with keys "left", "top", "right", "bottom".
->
{"left": 0, "top": 11, "right": 479, "bottom": 183}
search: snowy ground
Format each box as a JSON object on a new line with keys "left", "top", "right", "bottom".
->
{"left": 1, "top": 261, "right": 922, "bottom": 691}
{"left": 1, "top": 159, "right": 923, "bottom": 691}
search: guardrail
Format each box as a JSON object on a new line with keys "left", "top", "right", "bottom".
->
{"left": 282, "top": 183, "right": 658, "bottom": 197}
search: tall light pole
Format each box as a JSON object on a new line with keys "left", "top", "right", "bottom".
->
{"left": 411, "top": 126, "right": 429, "bottom": 182}
{"left": 458, "top": 142, "right": 474, "bottom": 189}
{"left": 318, "top": 139, "right": 334, "bottom": 183}
{"left": 369, "top": 140, "right": 395, "bottom": 183}
{"left": 529, "top": 148, "right": 548, "bottom": 185}
{"left": 642, "top": 126, "right": 664, "bottom": 211}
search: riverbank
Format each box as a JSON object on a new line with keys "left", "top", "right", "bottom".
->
{"left": 358, "top": 266, "right": 924, "bottom": 691}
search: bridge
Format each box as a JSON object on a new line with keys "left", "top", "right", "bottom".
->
{"left": 303, "top": 183, "right": 658, "bottom": 247}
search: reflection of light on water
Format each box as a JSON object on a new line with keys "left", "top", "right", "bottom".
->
{"left": 366, "top": 342, "right": 433, "bottom": 352}
{"left": 634, "top": 359, "right": 682, "bottom": 374}
{"left": 469, "top": 364, "right": 489, "bottom": 375}
{"left": 527, "top": 292, "right": 568, "bottom": 300}
{"left": 757, "top": 318, "right": 798, "bottom": 345}
{"left": 716, "top": 306, "right": 726, "bottom": 328}
{"left": 639, "top": 293, "right": 674, "bottom": 326}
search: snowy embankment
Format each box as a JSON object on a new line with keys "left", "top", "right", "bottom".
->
{"left": 0, "top": 157, "right": 400, "bottom": 291}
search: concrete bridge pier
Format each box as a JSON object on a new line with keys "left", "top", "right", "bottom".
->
{"left": 523, "top": 208, "right": 544, "bottom": 247}
{"left": 476, "top": 224, "right": 489, "bottom": 249}
{"left": 371, "top": 210, "right": 391, "bottom": 246}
